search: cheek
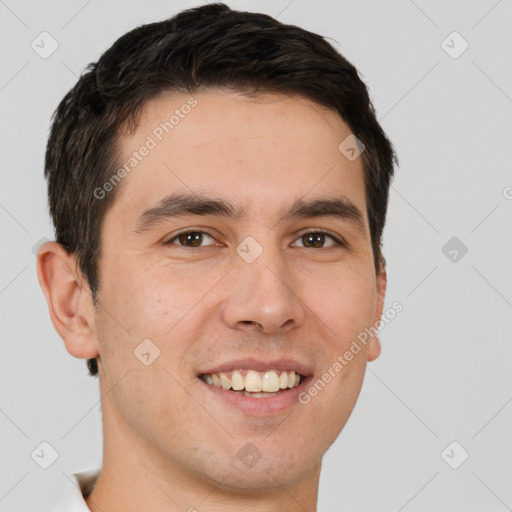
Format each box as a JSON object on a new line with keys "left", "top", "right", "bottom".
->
{"left": 99, "top": 260, "right": 188, "bottom": 337}
{"left": 300, "top": 266, "right": 376, "bottom": 420}
{"left": 310, "top": 265, "right": 377, "bottom": 345}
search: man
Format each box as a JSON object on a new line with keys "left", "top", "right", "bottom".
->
{"left": 37, "top": 3, "right": 397, "bottom": 510}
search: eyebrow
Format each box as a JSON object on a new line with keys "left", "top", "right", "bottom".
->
{"left": 133, "top": 192, "right": 366, "bottom": 234}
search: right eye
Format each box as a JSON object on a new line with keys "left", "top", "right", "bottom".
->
{"left": 165, "top": 230, "right": 218, "bottom": 248}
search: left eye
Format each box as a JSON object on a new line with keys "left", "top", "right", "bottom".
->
{"left": 293, "top": 231, "right": 341, "bottom": 249}
{"left": 165, "top": 229, "right": 343, "bottom": 249}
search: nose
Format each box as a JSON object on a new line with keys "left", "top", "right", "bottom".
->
{"left": 221, "top": 243, "right": 306, "bottom": 334}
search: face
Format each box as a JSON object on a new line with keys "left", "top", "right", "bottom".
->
{"left": 90, "top": 90, "right": 385, "bottom": 492}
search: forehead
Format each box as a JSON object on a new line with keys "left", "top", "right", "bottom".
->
{"left": 108, "top": 89, "right": 367, "bottom": 228}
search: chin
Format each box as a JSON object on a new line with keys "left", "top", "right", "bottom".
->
{"left": 191, "top": 440, "right": 319, "bottom": 494}
{"left": 209, "top": 462, "right": 309, "bottom": 494}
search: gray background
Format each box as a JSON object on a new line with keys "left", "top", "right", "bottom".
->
{"left": 1, "top": 0, "right": 511, "bottom": 510}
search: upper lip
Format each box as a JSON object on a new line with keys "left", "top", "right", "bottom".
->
{"left": 198, "top": 357, "right": 313, "bottom": 376}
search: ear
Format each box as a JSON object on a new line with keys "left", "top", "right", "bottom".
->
{"left": 36, "top": 241, "right": 99, "bottom": 360}
{"left": 367, "top": 259, "right": 387, "bottom": 362}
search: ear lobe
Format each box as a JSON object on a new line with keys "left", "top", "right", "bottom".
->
{"left": 36, "top": 241, "right": 99, "bottom": 360}
{"left": 367, "top": 259, "right": 387, "bottom": 362}
{"left": 367, "top": 336, "right": 381, "bottom": 362}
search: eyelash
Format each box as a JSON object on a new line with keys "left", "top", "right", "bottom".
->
{"left": 164, "top": 228, "right": 346, "bottom": 249}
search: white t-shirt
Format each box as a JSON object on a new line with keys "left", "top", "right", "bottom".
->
{"left": 53, "top": 469, "right": 100, "bottom": 512}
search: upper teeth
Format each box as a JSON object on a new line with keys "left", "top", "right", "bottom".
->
{"left": 201, "top": 370, "right": 301, "bottom": 392}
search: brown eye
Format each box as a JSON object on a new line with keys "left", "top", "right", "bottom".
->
{"left": 294, "top": 231, "right": 342, "bottom": 249}
{"left": 166, "top": 231, "right": 216, "bottom": 247}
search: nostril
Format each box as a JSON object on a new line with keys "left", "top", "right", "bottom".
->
{"left": 240, "top": 321, "right": 263, "bottom": 327}
{"left": 238, "top": 321, "right": 263, "bottom": 330}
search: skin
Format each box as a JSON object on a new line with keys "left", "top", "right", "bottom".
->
{"left": 37, "top": 89, "right": 386, "bottom": 512}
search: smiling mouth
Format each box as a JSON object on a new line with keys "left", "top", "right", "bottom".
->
{"left": 199, "top": 369, "right": 303, "bottom": 397}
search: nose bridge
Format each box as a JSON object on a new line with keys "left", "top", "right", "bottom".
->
{"left": 221, "top": 234, "right": 305, "bottom": 333}
{"left": 242, "top": 241, "right": 287, "bottom": 298}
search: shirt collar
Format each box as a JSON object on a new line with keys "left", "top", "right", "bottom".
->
{"left": 53, "top": 468, "right": 101, "bottom": 512}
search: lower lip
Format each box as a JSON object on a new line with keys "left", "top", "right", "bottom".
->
{"left": 198, "top": 376, "right": 313, "bottom": 415}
